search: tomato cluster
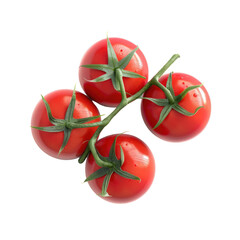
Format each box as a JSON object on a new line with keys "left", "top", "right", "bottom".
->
{"left": 31, "top": 37, "right": 211, "bottom": 203}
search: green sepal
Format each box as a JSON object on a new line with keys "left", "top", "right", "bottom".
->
{"left": 109, "top": 135, "right": 119, "bottom": 162}
{"left": 166, "top": 72, "right": 175, "bottom": 97}
{"left": 141, "top": 97, "right": 169, "bottom": 106}
{"left": 96, "top": 149, "right": 112, "bottom": 163}
{"left": 175, "top": 84, "right": 203, "bottom": 103}
{"left": 84, "top": 167, "right": 110, "bottom": 182}
{"left": 107, "top": 37, "right": 118, "bottom": 68}
{"left": 65, "top": 85, "right": 76, "bottom": 122}
{"left": 119, "top": 145, "right": 124, "bottom": 166}
{"left": 172, "top": 104, "right": 204, "bottom": 116}
{"left": 114, "top": 168, "right": 140, "bottom": 181}
{"left": 58, "top": 128, "right": 72, "bottom": 155}
{"left": 41, "top": 95, "right": 63, "bottom": 125}
{"left": 122, "top": 69, "right": 146, "bottom": 79}
{"left": 118, "top": 46, "right": 138, "bottom": 69}
{"left": 153, "top": 104, "right": 173, "bottom": 129}
{"left": 80, "top": 64, "right": 113, "bottom": 73}
{"left": 101, "top": 171, "right": 113, "bottom": 197}
{"left": 31, "top": 125, "right": 65, "bottom": 132}
{"left": 91, "top": 72, "right": 113, "bottom": 83}
{"left": 71, "top": 115, "right": 102, "bottom": 124}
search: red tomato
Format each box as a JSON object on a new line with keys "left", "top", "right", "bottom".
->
{"left": 79, "top": 38, "right": 148, "bottom": 107}
{"left": 141, "top": 73, "right": 211, "bottom": 142}
{"left": 31, "top": 89, "right": 100, "bottom": 160}
{"left": 85, "top": 134, "right": 155, "bottom": 203}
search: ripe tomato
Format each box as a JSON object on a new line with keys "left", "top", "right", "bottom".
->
{"left": 85, "top": 134, "right": 155, "bottom": 203}
{"left": 31, "top": 89, "right": 100, "bottom": 160}
{"left": 141, "top": 73, "right": 211, "bottom": 142}
{"left": 79, "top": 37, "right": 148, "bottom": 107}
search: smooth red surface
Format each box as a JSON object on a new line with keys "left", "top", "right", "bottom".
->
{"left": 31, "top": 89, "right": 100, "bottom": 160}
{"left": 85, "top": 134, "right": 155, "bottom": 203}
{"left": 79, "top": 38, "right": 148, "bottom": 107}
{"left": 141, "top": 73, "right": 211, "bottom": 142}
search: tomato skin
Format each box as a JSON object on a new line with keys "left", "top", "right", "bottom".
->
{"left": 141, "top": 73, "right": 211, "bottom": 142}
{"left": 79, "top": 38, "right": 148, "bottom": 107}
{"left": 31, "top": 89, "right": 100, "bottom": 160}
{"left": 85, "top": 134, "right": 155, "bottom": 203}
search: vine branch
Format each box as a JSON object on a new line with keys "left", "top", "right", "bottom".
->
{"left": 78, "top": 54, "right": 180, "bottom": 165}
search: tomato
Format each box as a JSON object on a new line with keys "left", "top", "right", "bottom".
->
{"left": 31, "top": 89, "right": 100, "bottom": 160}
{"left": 85, "top": 134, "right": 155, "bottom": 203}
{"left": 141, "top": 73, "right": 211, "bottom": 142}
{"left": 79, "top": 37, "right": 148, "bottom": 107}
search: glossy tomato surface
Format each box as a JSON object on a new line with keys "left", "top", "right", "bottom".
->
{"left": 31, "top": 89, "right": 100, "bottom": 160}
{"left": 141, "top": 73, "right": 211, "bottom": 142}
{"left": 79, "top": 38, "right": 148, "bottom": 107}
{"left": 85, "top": 134, "right": 155, "bottom": 203}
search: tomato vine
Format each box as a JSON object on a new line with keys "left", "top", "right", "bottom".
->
{"left": 31, "top": 36, "right": 211, "bottom": 201}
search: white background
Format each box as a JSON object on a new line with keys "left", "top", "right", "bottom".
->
{"left": 1, "top": 0, "right": 239, "bottom": 239}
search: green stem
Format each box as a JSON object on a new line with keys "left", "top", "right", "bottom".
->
{"left": 86, "top": 68, "right": 130, "bottom": 167}
{"left": 115, "top": 68, "right": 127, "bottom": 103}
{"left": 81, "top": 112, "right": 127, "bottom": 167}
{"left": 127, "top": 54, "right": 180, "bottom": 104}
{"left": 67, "top": 121, "right": 104, "bottom": 129}
{"left": 153, "top": 80, "right": 175, "bottom": 104}
{"left": 82, "top": 54, "right": 180, "bottom": 167}
{"left": 88, "top": 129, "right": 113, "bottom": 168}
{"left": 127, "top": 80, "right": 155, "bottom": 104}
{"left": 88, "top": 99, "right": 128, "bottom": 167}
{"left": 78, "top": 145, "right": 90, "bottom": 163}
{"left": 153, "top": 54, "right": 180, "bottom": 80}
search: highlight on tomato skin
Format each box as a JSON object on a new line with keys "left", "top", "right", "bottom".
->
{"left": 31, "top": 89, "right": 101, "bottom": 160}
{"left": 85, "top": 134, "right": 155, "bottom": 203}
{"left": 79, "top": 37, "right": 149, "bottom": 107}
{"left": 141, "top": 73, "right": 211, "bottom": 142}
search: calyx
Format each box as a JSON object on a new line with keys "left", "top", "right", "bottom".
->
{"left": 84, "top": 134, "right": 140, "bottom": 197}
{"left": 81, "top": 37, "right": 145, "bottom": 91}
{"left": 143, "top": 72, "right": 203, "bottom": 128}
{"left": 31, "top": 87, "right": 101, "bottom": 155}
